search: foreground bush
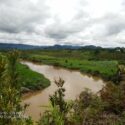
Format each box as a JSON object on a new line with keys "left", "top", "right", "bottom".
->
{"left": 38, "top": 78, "right": 73, "bottom": 125}
{"left": 0, "top": 51, "right": 33, "bottom": 125}
{"left": 39, "top": 80, "right": 125, "bottom": 125}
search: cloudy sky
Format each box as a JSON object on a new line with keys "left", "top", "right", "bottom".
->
{"left": 0, "top": 0, "right": 125, "bottom": 47}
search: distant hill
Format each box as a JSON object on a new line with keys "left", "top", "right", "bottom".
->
{"left": 80, "top": 45, "right": 102, "bottom": 49}
{"left": 0, "top": 43, "right": 41, "bottom": 50}
{"left": 0, "top": 43, "right": 122, "bottom": 50}
{"left": 44, "top": 44, "right": 81, "bottom": 50}
{"left": 0, "top": 43, "right": 82, "bottom": 50}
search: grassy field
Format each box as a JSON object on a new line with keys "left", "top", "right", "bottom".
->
{"left": 16, "top": 63, "right": 50, "bottom": 91}
{"left": 21, "top": 52, "right": 119, "bottom": 81}
{"left": 21, "top": 49, "right": 125, "bottom": 61}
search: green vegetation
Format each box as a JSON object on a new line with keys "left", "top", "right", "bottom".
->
{"left": 32, "top": 55, "right": 118, "bottom": 76}
{"left": 0, "top": 50, "right": 125, "bottom": 125}
{"left": 39, "top": 78, "right": 125, "bottom": 125}
{"left": 0, "top": 51, "right": 33, "bottom": 125}
{"left": 17, "top": 63, "right": 50, "bottom": 91}
{"left": 21, "top": 50, "right": 119, "bottom": 82}
{"left": 21, "top": 48, "right": 125, "bottom": 61}
{"left": 38, "top": 78, "right": 73, "bottom": 125}
{"left": 0, "top": 51, "right": 50, "bottom": 92}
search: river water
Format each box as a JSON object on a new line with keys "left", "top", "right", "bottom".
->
{"left": 22, "top": 61, "right": 105, "bottom": 121}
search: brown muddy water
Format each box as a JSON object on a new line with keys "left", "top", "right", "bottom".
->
{"left": 21, "top": 61, "right": 105, "bottom": 121}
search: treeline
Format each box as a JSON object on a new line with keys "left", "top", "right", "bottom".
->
{"left": 20, "top": 48, "right": 125, "bottom": 61}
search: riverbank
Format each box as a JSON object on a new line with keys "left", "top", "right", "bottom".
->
{"left": 17, "top": 63, "right": 50, "bottom": 93}
{"left": 0, "top": 52, "right": 51, "bottom": 93}
{"left": 22, "top": 61, "right": 105, "bottom": 121}
{"left": 22, "top": 54, "right": 119, "bottom": 83}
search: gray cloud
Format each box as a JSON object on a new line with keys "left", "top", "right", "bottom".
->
{"left": 82, "top": 13, "right": 125, "bottom": 47}
{"left": 44, "top": 22, "right": 82, "bottom": 40}
{"left": 45, "top": 12, "right": 90, "bottom": 40}
{"left": 0, "top": 0, "right": 49, "bottom": 33}
{"left": 45, "top": 22, "right": 87, "bottom": 40}
{"left": 0, "top": 0, "right": 125, "bottom": 47}
{"left": 102, "top": 14, "right": 125, "bottom": 36}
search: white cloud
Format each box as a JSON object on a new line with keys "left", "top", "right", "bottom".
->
{"left": 0, "top": 0, "right": 125, "bottom": 47}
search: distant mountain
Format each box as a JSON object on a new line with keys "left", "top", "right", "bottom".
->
{"left": 80, "top": 45, "right": 102, "bottom": 50}
{"left": 0, "top": 43, "right": 119, "bottom": 50}
{"left": 0, "top": 43, "right": 42, "bottom": 50}
{"left": 44, "top": 44, "right": 81, "bottom": 50}
{"left": 0, "top": 43, "right": 82, "bottom": 50}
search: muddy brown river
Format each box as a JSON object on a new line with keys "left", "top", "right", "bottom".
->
{"left": 22, "top": 61, "right": 105, "bottom": 121}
